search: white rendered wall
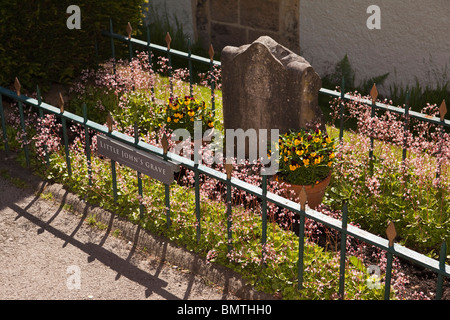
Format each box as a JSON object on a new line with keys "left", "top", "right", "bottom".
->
{"left": 299, "top": 0, "right": 450, "bottom": 94}
{"left": 146, "top": 1, "right": 449, "bottom": 94}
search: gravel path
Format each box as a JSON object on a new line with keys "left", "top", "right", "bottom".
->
{"left": 0, "top": 156, "right": 241, "bottom": 300}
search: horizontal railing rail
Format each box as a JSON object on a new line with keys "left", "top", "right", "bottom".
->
{"left": 319, "top": 87, "right": 450, "bottom": 128}
{"left": 101, "top": 29, "right": 221, "bottom": 67}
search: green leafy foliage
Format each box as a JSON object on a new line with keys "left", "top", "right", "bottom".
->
{"left": 0, "top": 0, "right": 144, "bottom": 90}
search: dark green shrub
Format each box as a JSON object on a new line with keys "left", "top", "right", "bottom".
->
{"left": 0, "top": 0, "right": 144, "bottom": 91}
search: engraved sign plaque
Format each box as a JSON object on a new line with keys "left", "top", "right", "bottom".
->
{"left": 97, "top": 135, "right": 176, "bottom": 185}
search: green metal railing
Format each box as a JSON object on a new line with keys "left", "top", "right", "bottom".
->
{"left": 102, "top": 19, "right": 220, "bottom": 117}
{"left": 0, "top": 20, "right": 449, "bottom": 300}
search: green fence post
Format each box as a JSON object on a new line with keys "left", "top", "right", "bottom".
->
{"left": 165, "top": 32, "right": 173, "bottom": 98}
{"left": 225, "top": 163, "right": 233, "bottom": 254}
{"left": 369, "top": 84, "right": 378, "bottom": 167}
{"left": 162, "top": 135, "right": 171, "bottom": 228}
{"left": 15, "top": 78, "right": 30, "bottom": 168}
{"left": 436, "top": 241, "right": 447, "bottom": 300}
{"left": 402, "top": 91, "right": 410, "bottom": 162}
{"left": 126, "top": 22, "right": 133, "bottom": 61}
{"left": 145, "top": 24, "right": 155, "bottom": 101}
{"left": 339, "top": 77, "right": 345, "bottom": 143}
{"left": 384, "top": 221, "right": 397, "bottom": 300}
{"left": 261, "top": 174, "right": 268, "bottom": 265}
{"left": 338, "top": 203, "right": 348, "bottom": 299}
{"left": 194, "top": 165, "right": 201, "bottom": 243}
{"left": 298, "top": 187, "right": 307, "bottom": 290}
{"left": 111, "top": 160, "right": 118, "bottom": 202}
{"left": 436, "top": 100, "right": 447, "bottom": 180}
{"left": 109, "top": 18, "right": 116, "bottom": 75}
{"left": 208, "top": 45, "right": 216, "bottom": 118}
{"left": 384, "top": 251, "right": 394, "bottom": 300}
{"left": 0, "top": 93, "right": 9, "bottom": 156}
{"left": 83, "top": 103, "right": 92, "bottom": 185}
{"left": 134, "top": 121, "right": 144, "bottom": 219}
{"left": 17, "top": 100, "right": 30, "bottom": 168}
{"left": 107, "top": 113, "right": 118, "bottom": 202}
{"left": 188, "top": 38, "right": 193, "bottom": 97}
{"left": 58, "top": 93, "right": 72, "bottom": 177}
{"left": 36, "top": 86, "right": 49, "bottom": 166}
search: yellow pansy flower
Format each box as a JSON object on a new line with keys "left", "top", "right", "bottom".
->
{"left": 303, "top": 159, "right": 309, "bottom": 166}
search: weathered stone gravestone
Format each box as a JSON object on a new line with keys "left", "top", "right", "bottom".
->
{"left": 221, "top": 36, "right": 325, "bottom": 160}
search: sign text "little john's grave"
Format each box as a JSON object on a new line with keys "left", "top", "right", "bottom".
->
{"left": 97, "top": 135, "right": 177, "bottom": 185}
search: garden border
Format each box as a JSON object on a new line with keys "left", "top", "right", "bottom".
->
{"left": 0, "top": 19, "right": 449, "bottom": 299}
{"left": 1, "top": 76, "right": 449, "bottom": 299}
{"left": 0, "top": 149, "right": 274, "bottom": 300}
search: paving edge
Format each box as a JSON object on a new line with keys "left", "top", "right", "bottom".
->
{"left": 43, "top": 182, "right": 276, "bottom": 300}
{"left": 1, "top": 154, "right": 275, "bottom": 300}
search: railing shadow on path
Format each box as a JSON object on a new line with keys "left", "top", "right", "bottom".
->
{"left": 8, "top": 201, "right": 181, "bottom": 299}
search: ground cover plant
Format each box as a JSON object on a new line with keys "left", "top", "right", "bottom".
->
{"left": 1, "top": 51, "right": 448, "bottom": 299}
{"left": 326, "top": 93, "right": 450, "bottom": 259}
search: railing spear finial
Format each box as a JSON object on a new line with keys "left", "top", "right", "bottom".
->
{"left": 58, "top": 92, "right": 64, "bottom": 113}
{"left": 440, "top": 100, "right": 447, "bottom": 122}
{"left": 225, "top": 162, "right": 233, "bottom": 180}
{"left": 165, "top": 32, "right": 172, "bottom": 51}
{"left": 386, "top": 221, "right": 397, "bottom": 247}
{"left": 162, "top": 134, "right": 169, "bottom": 155}
{"left": 299, "top": 186, "right": 308, "bottom": 211}
{"left": 208, "top": 44, "right": 215, "bottom": 62}
{"left": 14, "top": 77, "right": 21, "bottom": 96}
{"left": 126, "top": 22, "right": 132, "bottom": 39}
{"left": 370, "top": 83, "right": 378, "bottom": 105}
{"left": 106, "top": 112, "right": 114, "bottom": 133}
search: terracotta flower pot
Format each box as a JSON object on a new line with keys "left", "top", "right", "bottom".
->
{"left": 278, "top": 173, "right": 332, "bottom": 209}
